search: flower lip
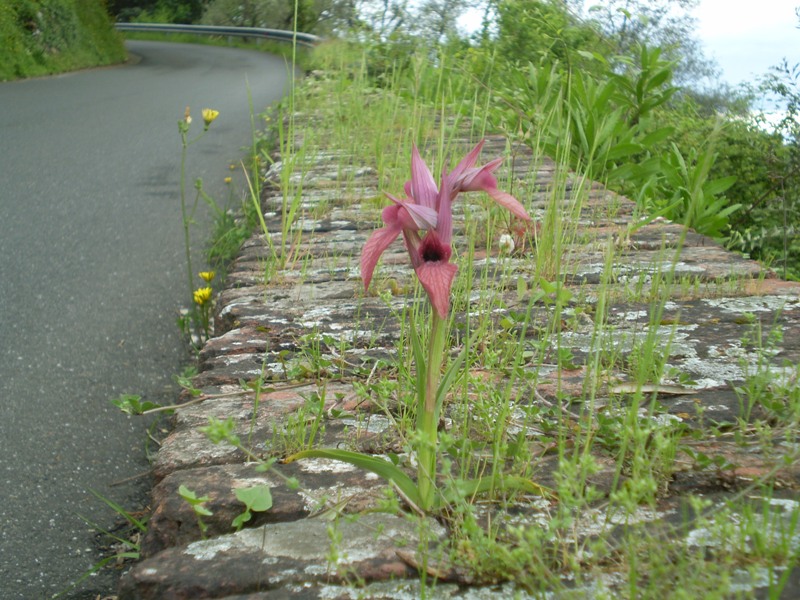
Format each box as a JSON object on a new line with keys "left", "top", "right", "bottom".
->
{"left": 420, "top": 232, "right": 450, "bottom": 263}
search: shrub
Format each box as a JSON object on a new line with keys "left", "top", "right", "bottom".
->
{"left": 0, "top": 0, "right": 125, "bottom": 81}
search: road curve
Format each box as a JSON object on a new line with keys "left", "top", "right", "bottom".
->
{"left": 0, "top": 41, "right": 290, "bottom": 599}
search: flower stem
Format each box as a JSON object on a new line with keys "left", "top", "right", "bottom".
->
{"left": 180, "top": 134, "right": 195, "bottom": 319}
{"left": 417, "top": 309, "right": 448, "bottom": 511}
{"left": 180, "top": 137, "right": 199, "bottom": 342}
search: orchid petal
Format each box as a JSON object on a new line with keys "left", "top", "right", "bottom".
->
{"left": 360, "top": 223, "right": 402, "bottom": 290}
{"left": 486, "top": 187, "right": 531, "bottom": 221}
{"left": 435, "top": 172, "right": 454, "bottom": 245}
{"left": 410, "top": 145, "right": 438, "bottom": 208}
{"left": 402, "top": 228, "right": 424, "bottom": 269}
{"left": 381, "top": 203, "right": 401, "bottom": 226}
{"left": 385, "top": 193, "right": 438, "bottom": 230}
{"left": 455, "top": 157, "right": 503, "bottom": 192}
{"left": 453, "top": 157, "right": 531, "bottom": 222}
{"left": 450, "top": 139, "right": 485, "bottom": 181}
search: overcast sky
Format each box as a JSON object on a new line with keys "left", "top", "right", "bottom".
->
{"left": 695, "top": 0, "right": 799, "bottom": 87}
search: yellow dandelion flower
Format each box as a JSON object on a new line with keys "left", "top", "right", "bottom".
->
{"left": 199, "top": 271, "right": 216, "bottom": 282}
{"left": 224, "top": 176, "right": 232, "bottom": 184}
{"left": 193, "top": 286, "right": 213, "bottom": 306}
{"left": 229, "top": 164, "right": 236, "bottom": 171}
{"left": 202, "top": 108, "right": 219, "bottom": 129}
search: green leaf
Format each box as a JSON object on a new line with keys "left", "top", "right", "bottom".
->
{"left": 539, "top": 278, "right": 572, "bottom": 306}
{"left": 231, "top": 511, "right": 251, "bottom": 530}
{"left": 595, "top": 80, "right": 618, "bottom": 111}
{"left": 606, "top": 163, "right": 636, "bottom": 182}
{"left": 199, "top": 417, "right": 240, "bottom": 446}
{"left": 178, "top": 484, "right": 210, "bottom": 506}
{"left": 605, "top": 143, "right": 643, "bottom": 161}
{"left": 703, "top": 175, "right": 737, "bottom": 197}
{"left": 516, "top": 276, "right": 528, "bottom": 302}
{"left": 639, "top": 127, "right": 674, "bottom": 148}
{"left": 576, "top": 50, "right": 597, "bottom": 61}
{"left": 539, "top": 278, "right": 557, "bottom": 295}
{"left": 443, "top": 475, "right": 555, "bottom": 504}
{"left": 408, "top": 316, "right": 427, "bottom": 414}
{"left": 285, "top": 449, "right": 422, "bottom": 508}
{"left": 645, "top": 68, "right": 672, "bottom": 92}
{"left": 435, "top": 346, "right": 467, "bottom": 423}
{"left": 716, "top": 203, "right": 742, "bottom": 219}
{"left": 111, "top": 394, "right": 163, "bottom": 416}
{"left": 235, "top": 485, "right": 273, "bottom": 512}
{"left": 255, "top": 457, "right": 277, "bottom": 472}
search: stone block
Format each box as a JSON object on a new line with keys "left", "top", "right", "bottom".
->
{"left": 120, "top": 513, "right": 442, "bottom": 600}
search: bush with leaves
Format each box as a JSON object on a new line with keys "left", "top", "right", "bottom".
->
{"left": 0, "top": 0, "right": 125, "bottom": 80}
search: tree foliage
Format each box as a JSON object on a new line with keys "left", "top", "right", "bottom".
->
{"left": 417, "top": 0, "right": 473, "bottom": 41}
{"left": 109, "top": 0, "right": 210, "bottom": 22}
{"left": 201, "top": 0, "right": 365, "bottom": 35}
{"left": 570, "top": 0, "right": 717, "bottom": 85}
{"left": 490, "top": 0, "right": 603, "bottom": 70}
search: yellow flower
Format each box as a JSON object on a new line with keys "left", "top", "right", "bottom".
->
{"left": 224, "top": 176, "right": 232, "bottom": 184}
{"left": 229, "top": 164, "right": 236, "bottom": 171}
{"left": 199, "top": 271, "right": 216, "bottom": 282}
{"left": 202, "top": 108, "right": 219, "bottom": 129}
{"left": 193, "top": 286, "right": 213, "bottom": 306}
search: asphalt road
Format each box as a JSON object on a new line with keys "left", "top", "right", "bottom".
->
{"left": 0, "top": 41, "right": 290, "bottom": 599}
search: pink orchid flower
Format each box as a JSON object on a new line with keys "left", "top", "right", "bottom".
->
{"left": 360, "top": 140, "right": 530, "bottom": 318}
{"left": 360, "top": 171, "right": 457, "bottom": 319}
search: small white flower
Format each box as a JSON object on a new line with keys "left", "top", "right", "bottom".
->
{"left": 499, "top": 233, "right": 515, "bottom": 254}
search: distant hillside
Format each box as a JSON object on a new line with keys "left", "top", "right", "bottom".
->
{"left": 0, "top": 0, "right": 126, "bottom": 81}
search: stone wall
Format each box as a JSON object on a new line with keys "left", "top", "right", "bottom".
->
{"left": 118, "top": 132, "right": 800, "bottom": 599}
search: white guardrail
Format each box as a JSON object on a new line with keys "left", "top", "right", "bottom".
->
{"left": 115, "top": 22, "right": 322, "bottom": 48}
